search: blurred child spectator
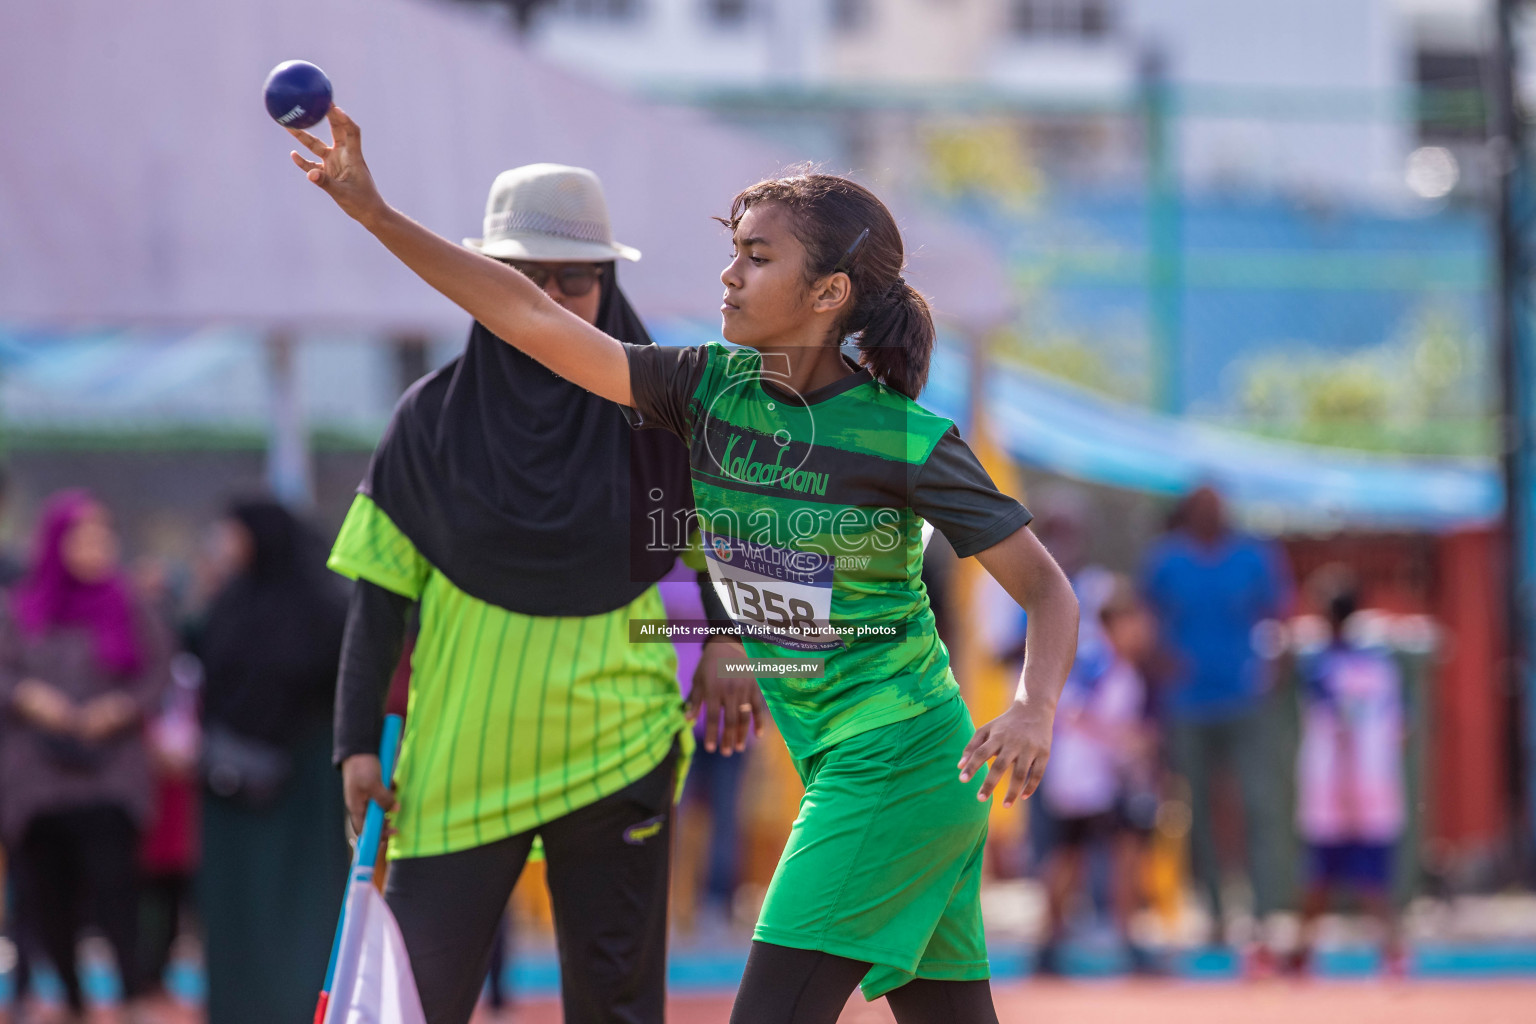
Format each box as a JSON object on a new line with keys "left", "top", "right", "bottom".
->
{"left": 136, "top": 652, "right": 201, "bottom": 998}
{"left": 0, "top": 491, "right": 168, "bottom": 1019}
{"left": 1291, "top": 567, "right": 1407, "bottom": 976}
{"left": 1037, "top": 576, "right": 1160, "bottom": 974}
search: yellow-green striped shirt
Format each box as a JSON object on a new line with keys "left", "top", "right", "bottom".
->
{"left": 328, "top": 494, "right": 686, "bottom": 859}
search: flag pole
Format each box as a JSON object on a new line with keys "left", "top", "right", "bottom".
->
{"left": 314, "top": 714, "right": 404, "bottom": 1024}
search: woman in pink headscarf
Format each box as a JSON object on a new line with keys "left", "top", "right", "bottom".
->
{"left": 0, "top": 490, "right": 168, "bottom": 1017}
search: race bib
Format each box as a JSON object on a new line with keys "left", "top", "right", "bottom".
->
{"left": 702, "top": 532, "right": 842, "bottom": 653}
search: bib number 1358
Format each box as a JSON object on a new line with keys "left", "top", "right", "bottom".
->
{"left": 703, "top": 531, "right": 840, "bottom": 652}
{"left": 720, "top": 578, "right": 818, "bottom": 633}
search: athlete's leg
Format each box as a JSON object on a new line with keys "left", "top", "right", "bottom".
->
{"left": 886, "top": 978, "right": 1000, "bottom": 1024}
{"left": 541, "top": 746, "right": 677, "bottom": 1024}
{"left": 384, "top": 831, "right": 537, "bottom": 1024}
{"left": 728, "top": 941, "right": 871, "bottom": 1024}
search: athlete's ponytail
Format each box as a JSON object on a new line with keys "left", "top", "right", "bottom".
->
{"left": 846, "top": 276, "right": 933, "bottom": 401}
{"left": 720, "top": 173, "right": 936, "bottom": 399}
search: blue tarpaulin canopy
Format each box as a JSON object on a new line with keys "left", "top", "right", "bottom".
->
{"left": 0, "top": 329, "right": 1501, "bottom": 533}
{"left": 921, "top": 346, "right": 1501, "bottom": 533}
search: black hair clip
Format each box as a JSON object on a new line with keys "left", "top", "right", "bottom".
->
{"left": 832, "top": 228, "right": 870, "bottom": 275}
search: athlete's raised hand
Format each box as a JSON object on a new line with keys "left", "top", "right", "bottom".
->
{"left": 288, "top": 106, "right": 387, "bottom": 227}
{"left": 278, "top": 106, "right": 636, "bottom": 407}
{"left": 958, "top": 700, "right": 1054, "bottom": 807}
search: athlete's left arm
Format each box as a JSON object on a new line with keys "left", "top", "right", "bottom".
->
{"left": 956, "top": 525, "right": 1079, "bottom": 807}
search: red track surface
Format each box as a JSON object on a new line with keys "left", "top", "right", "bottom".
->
{"left": 496, "top": 979, "right": 1536, "bottom": 1024}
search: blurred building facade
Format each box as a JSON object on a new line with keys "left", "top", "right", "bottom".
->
{"left": 525, "top": 0, "right": 1492, "bottom": 202}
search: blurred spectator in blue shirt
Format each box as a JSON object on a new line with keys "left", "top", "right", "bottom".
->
{"left": 1141, "top": 485, "right": 1294, "bottom": 951}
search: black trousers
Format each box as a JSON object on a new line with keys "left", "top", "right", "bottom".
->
{"left": 385, "top": 746, "right": 677, "bottom": 1024}
{"left": 12, "top": 804, "right": 141, "bottom": 1009}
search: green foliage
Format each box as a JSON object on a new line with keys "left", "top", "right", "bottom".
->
{"left": 991, "top": 324, "right": 1148, "bottom": 405}
{"left": 987, "top": 301, "right": 1492, "bottom": 457}
{"left": 1229, "top": 304, "right": 1493, "bottom": 456}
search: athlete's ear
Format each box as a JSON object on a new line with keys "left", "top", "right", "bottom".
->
{"left": 811, "top": 271, "right": 853, "bottom": 316}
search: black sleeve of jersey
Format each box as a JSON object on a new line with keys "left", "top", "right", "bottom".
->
{"left": 912, "top": 427, "right": 1034, "bottom": 558}
{"left": 334, "top": 579, "right": 413, "bottom": 767}
{"left": 623, "top": 343, "right": 711, "bottom": 441}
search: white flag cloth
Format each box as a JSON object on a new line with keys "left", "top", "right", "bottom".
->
{"left": 324, "top": 881, "right": 427, "bottom": 1024}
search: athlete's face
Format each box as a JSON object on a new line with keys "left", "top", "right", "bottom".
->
{"left": 720, "top": 204, "right": 840, "bottom": 350}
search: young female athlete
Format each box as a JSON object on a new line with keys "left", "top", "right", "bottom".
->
{"left": 287, "top": 107, "right": 1078, "bottom": 1024}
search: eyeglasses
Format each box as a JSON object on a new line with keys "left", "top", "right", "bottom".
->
{"left": 498, "top": 259, "right": 606, "bottom": 298}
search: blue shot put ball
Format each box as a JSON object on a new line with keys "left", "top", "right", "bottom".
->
{"left": 263, "top": 60, "right": 333, "bottom": 130}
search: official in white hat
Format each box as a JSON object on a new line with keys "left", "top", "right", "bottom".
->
{"left": 332, "top": 163, "right": 738, "bottom": 1024}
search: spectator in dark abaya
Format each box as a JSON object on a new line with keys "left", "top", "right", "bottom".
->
{"left": 0, "top": 490, "right": 168, "bottom": 1018}
{"left": 194, "top": 500, "right": 349, "bottom": 1024}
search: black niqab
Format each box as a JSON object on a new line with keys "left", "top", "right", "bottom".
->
{"left": 361, "top": 266, "right": 694, "bottom": 617}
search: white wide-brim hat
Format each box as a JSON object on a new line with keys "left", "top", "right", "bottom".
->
{"left": 463, "top": 163, "right": 641, "bottom": 263}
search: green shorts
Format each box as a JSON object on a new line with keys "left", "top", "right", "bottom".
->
{"left": 753, "top": 692, "right": 991, "bottom": 1000}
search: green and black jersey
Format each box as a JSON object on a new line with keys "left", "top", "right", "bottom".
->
{"left": 626, "top": 342, "right": 1031, "bottom": 760}
{"left": 328, "top": 495, "right": 685, "bottom": 859}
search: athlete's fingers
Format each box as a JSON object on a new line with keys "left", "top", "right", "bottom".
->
{"left": 957, "top": 725, "right": 993, "bottom": 779}
{"left": 289, "top": 151, "right": 328, "bottom": 187}
{"left": 720, "top": 707, "right": 738, "bottom": 756}
{"left": 1002, "top": 757, "right": 1031, "bottom": 808}
{"left": 702, "top": 697, "right": 722, "bottom": 753}
{"left": 958, "top": 734, "right": 1000, "bottom": 783}
{"left": 287, "top": 126, "right": 329, "bottom": 157}
{"left": 718, "top": 692, "right": 740, "bottom": 756}
{"left": 717, "top": 683, "right": 737, "bottom": 754}
{"left": 1020, "top": 752, "right": 1048, "bottom": 800}
{"left": 976, "top": 752, "right": 1014, "bottom": 802}
{"left": 727, "top": 682, "right": 756, "bottom": 753}
{"left": 686, "top": 666, "right": 708, "bottom": 722}
{"left": 329, "top": 105, "right": 360, "bottom": 142}
{"left": 749, "top": 686, "right": 768, "bottom": 738}
{"left": 736, "top": 699, "right": 754, "bottom": 751}
{"left": 731, "top": 682, "right": 755, "bottom": 753}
